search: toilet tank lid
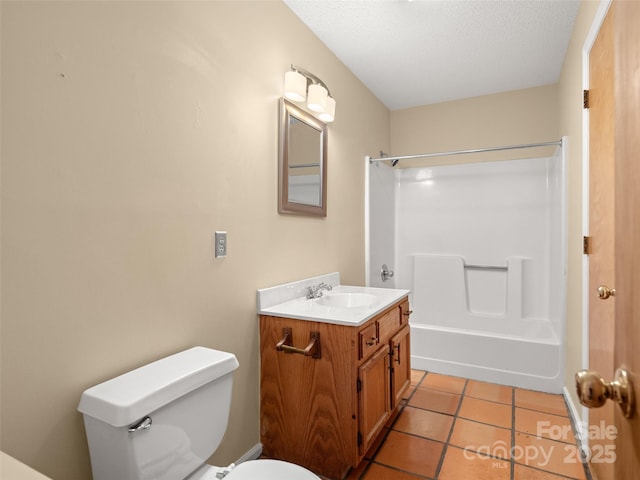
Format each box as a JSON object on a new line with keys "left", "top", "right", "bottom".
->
{"left": 78, "top": 346, "right": 239, "bottom": 427}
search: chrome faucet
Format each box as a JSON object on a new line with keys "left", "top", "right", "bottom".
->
{"left": 306, "top": 282, "right": 333, "bottom": 299}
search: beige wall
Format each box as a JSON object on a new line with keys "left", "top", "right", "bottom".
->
{"left": 558, "top": 0, "right": 601, "bottom": 421}
{"left": 390, "top": 84, "right": 560, "bottom": 168}
{"left": 0, "top": 2, "right": 389, "bottom": 479}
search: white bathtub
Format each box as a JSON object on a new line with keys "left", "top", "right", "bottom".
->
{"left": 367, "top": 150, "right": 567, "bottom": 394}
{"left": 409, "top": 254, "right": 564, "bottom": 394}
{"left": 410, "top": 321, "right": 563, "bottom": 393}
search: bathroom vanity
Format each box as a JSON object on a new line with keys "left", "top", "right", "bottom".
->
{"left": 257, "top": 275, "right": 411, "bottom": 479}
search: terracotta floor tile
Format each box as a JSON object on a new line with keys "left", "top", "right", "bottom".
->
{"left": 515, "top": 389, "right": 567, "bottom": 416}
{"left": 408, "top": 387, "right": 461, "bottom": 415}
{"left": 402, "top": 385, "right": 416, "bottom": 400}
{"left": 515, "top": 408, "right": 575, "bottom": 444}
{"left": 422, "top": 372, "right": 467, "bottom": 395}
{"left": 515, "top": 432, "right": 586, "bottom": 479}
{"left": 458, "top": 396, "right": 512, "bottom": 429}
{"left": 361, "top": 463, "right": 425, "bottom": 480}
{"left": 410, "top": 369, "right": 426, "bottom": 386}
{"left": 514, "top": 463, "right": 580, "bottom": 479}
{"left": 449, "top": 418, "right": 512, "bottom": 459}
{"left": 341, "top": 373, "right": 585, "bottom": 480}
{"left": 393, "top": 406, "right": 454, "bottom": 442}
{"left": 373, "top": 430, "right": 444, "bottom": 478}
{"left": 466, "top": 380, "right": 513, "bottom": 405}
{"left": 438, "top": 445, "right": 510, "bottom": 480}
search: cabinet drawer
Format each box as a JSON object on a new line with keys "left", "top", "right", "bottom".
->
{"left": 377, "top": 307, "right": 401, "bottom": 345}
{"left": 399, "top": 300, "right": 412, "bottom": 327}
{"left": 359, "top": 322, "right": 378, "bottom": 359}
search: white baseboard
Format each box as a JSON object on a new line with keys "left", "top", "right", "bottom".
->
{"left": 563, "top": 386, "right": 590, "bottom": 460}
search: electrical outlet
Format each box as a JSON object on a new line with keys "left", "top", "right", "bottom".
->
{"left": 215, "top": 231, "right": 227, "bottom": 258}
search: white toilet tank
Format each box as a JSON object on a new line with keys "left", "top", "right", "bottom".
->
{"left": 78, "top": 346, "right": 239, "bottom": 480}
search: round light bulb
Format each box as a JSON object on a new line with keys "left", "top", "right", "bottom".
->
{"left": 318, "top": 96, "right": 336, "bottom": 123}
{"left": 307, "top": 84, "right": 327, "bottom": 112}
{"left": 284, "top": 70, "right": 306, "bottom": 102}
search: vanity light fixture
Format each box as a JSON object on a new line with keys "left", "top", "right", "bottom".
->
{"left": 283, "top": 65, "right": 335, "bottom": 123}
{"left": 318, "top": 96, "right": 336, "bottom": 123}
{"left": 307, "top": 84, "right": 327, "bottom": 113}
{"left": 284, "top": 70, "right": 306, "bottom": 102}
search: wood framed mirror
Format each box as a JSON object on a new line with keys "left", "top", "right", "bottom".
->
{"left": 278, "top": 98, "right": 327, "bottom": 217}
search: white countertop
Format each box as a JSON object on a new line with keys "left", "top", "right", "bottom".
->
{"left": 258, "top": 284, "right": 410, "bottom": 326}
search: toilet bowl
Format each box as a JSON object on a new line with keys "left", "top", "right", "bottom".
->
{"left": 191, "top": 459, "right": 319, "bottom": 479}
{"left": 78, "top": 346, "right": 319, "bottom": 480}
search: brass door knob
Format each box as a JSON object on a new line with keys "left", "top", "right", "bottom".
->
{"left": 597, "top": 285, "right": 616, "bottom": 299}
{"left": 575, "top": 368, "right": 634, "bottom": 418}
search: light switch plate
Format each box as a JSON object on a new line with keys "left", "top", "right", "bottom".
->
{"left": 215, "top": 231, "right": 227, "bottom": 258}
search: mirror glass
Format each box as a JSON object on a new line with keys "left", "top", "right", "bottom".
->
{"left": 278, "top": 98, "right": 327, "bottom": 216}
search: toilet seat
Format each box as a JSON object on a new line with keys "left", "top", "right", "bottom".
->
{"left": 224, "top": 459, "right": 320, "bottom": 480}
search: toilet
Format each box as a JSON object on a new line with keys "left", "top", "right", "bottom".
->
{"left": 78, "top": 346, "right": 319, "bottom": 480}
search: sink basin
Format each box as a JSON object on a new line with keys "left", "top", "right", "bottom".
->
{"left": 258, "top": 277, "right": 410, "bottom": 326}
{"left": 317, "top": 293, "right": 378, "bottom": 309}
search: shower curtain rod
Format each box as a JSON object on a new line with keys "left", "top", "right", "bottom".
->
{"left": 367, "top": 140, "right": 562, "bottom": 164}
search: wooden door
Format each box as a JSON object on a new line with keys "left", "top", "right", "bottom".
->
{"left": 587, "top": 4, "right": 616, "bottom": 479}
{"left": 358, "top": 344, "right": 390, "bottom": 455}
{"left": 390, "top": 325, "right": 411, "bottom": 408}
{"left": 585, "top": 2, "right": 640, "bottom": 478}
{"left": 611, "top": 1, "right": 640, "bottom": 478}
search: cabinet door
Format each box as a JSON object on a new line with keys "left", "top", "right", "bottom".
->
{"left": 390, "top": 325, "right": 411, "bottom": 409}
{"left": 358, "top": 344, "right": 390, "bottom": 455}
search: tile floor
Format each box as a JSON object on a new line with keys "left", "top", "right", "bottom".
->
{"left": 343, "top": 370, "right": 588, "bottom": 480}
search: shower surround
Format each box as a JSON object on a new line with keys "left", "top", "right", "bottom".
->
{"left": 366, "top": 142, "right": 566, "bottom": 393}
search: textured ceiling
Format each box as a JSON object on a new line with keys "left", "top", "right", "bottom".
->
{"left": 284, "top": 0, "right": 580, "bottom": 110}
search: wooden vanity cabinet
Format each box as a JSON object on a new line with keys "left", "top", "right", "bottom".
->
{"left": 259, "top": 296, "right": 411, "bottom": 480}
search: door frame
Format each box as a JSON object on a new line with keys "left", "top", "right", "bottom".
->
{"left": 578, "top": 0, "right": 612, "bottom": 449}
